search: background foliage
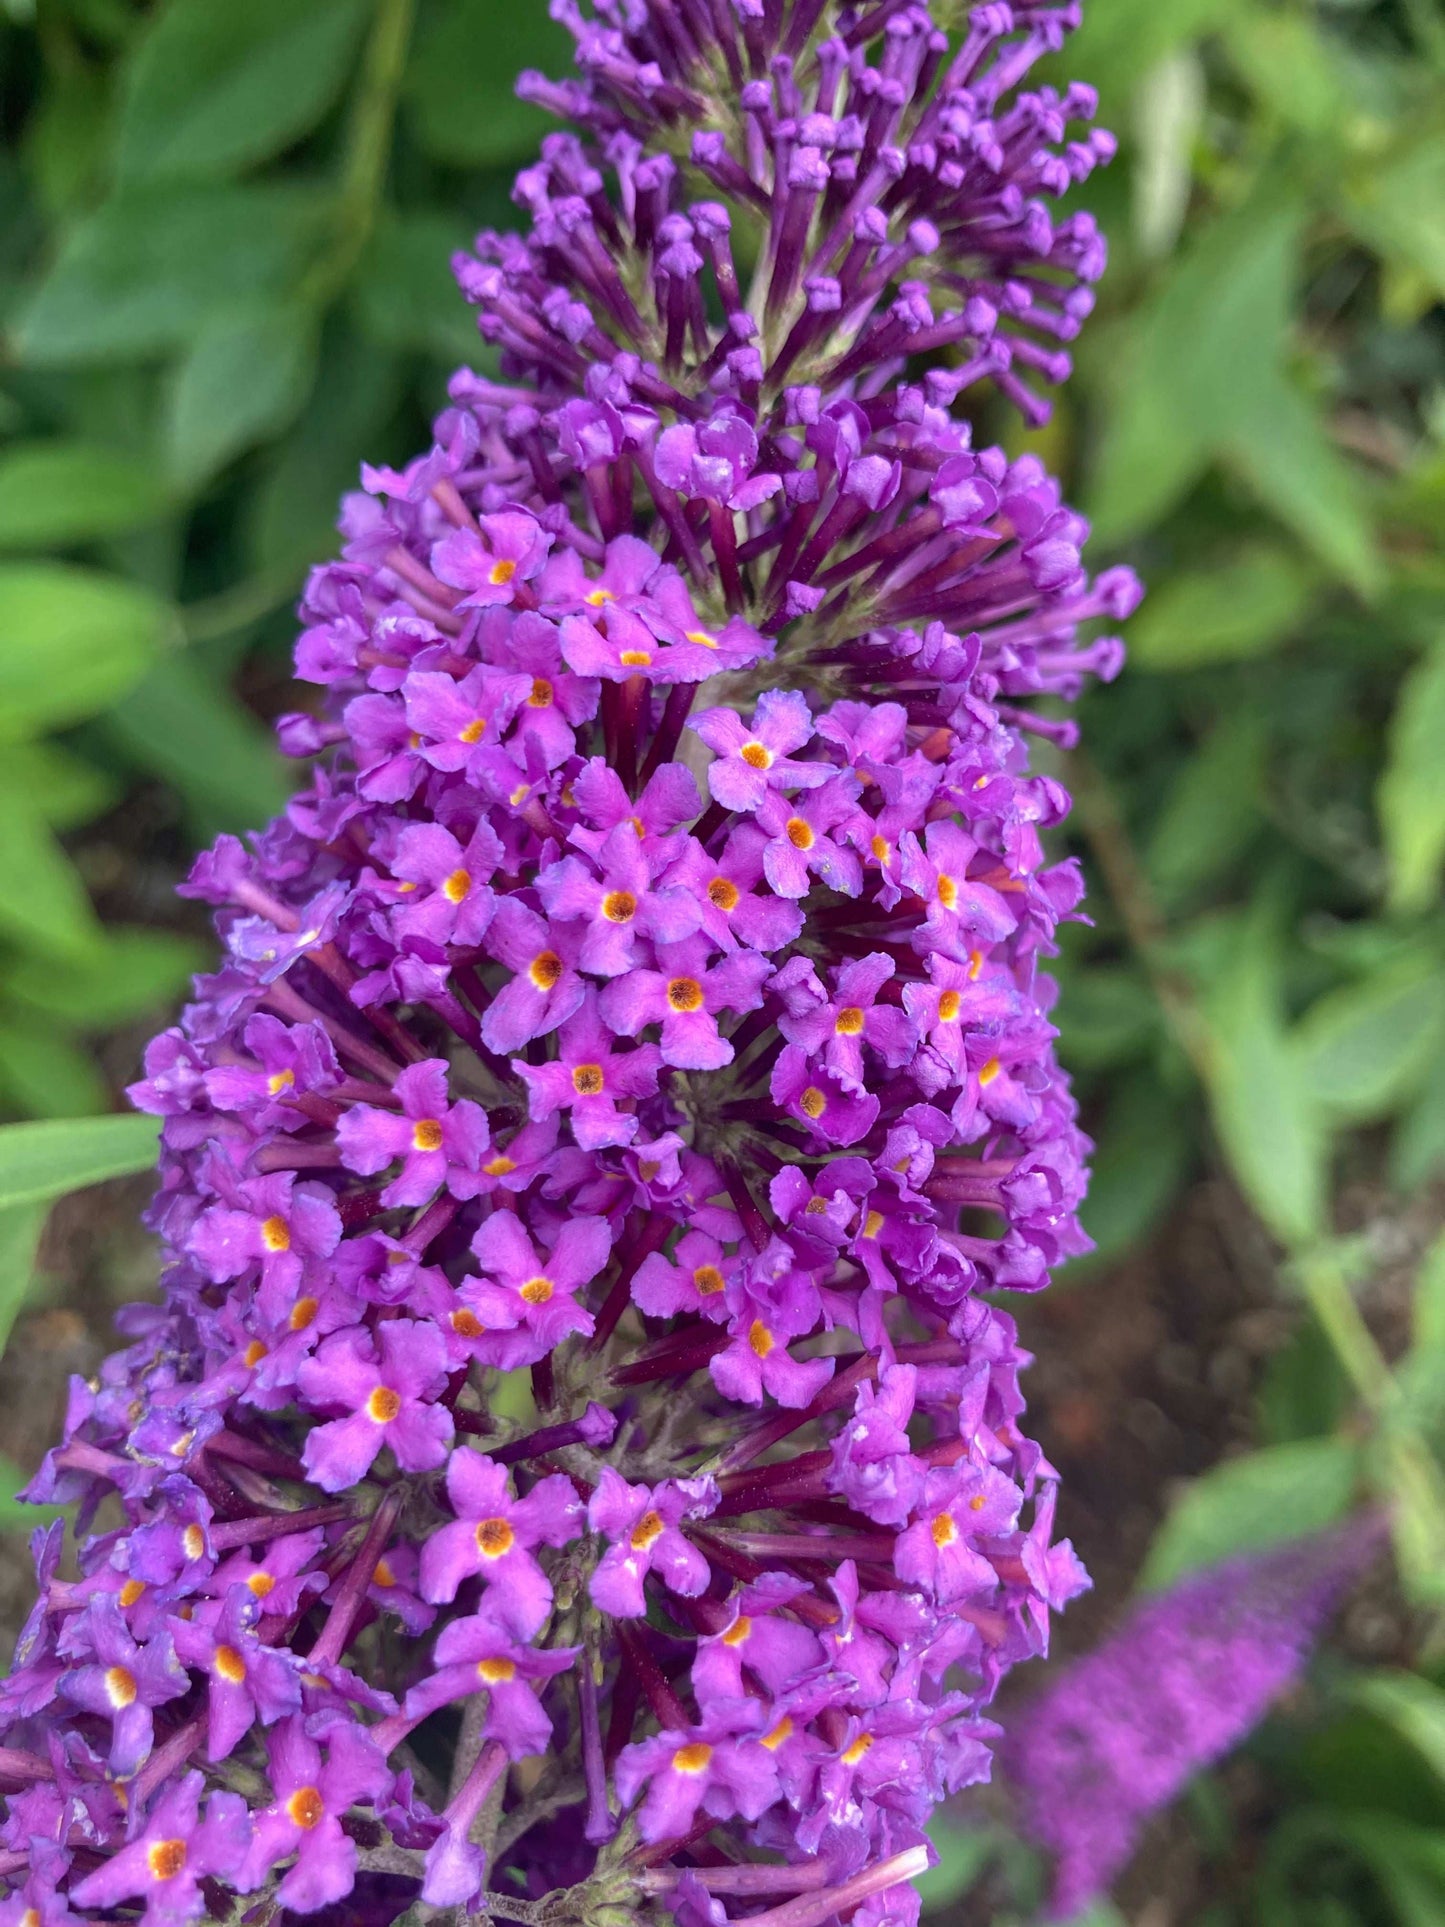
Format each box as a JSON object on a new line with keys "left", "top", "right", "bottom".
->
{"left": 0, "top": 0, "right": 1442, "bottom": 1920}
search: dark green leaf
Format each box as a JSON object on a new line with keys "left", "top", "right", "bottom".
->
{"left": 352, "top": 210, "right": 487, "bottom": 364}
{"left": 4, "top": 927, "right": 205, "bottom": 1030}
{"left": 8, "top": 184, "right": 328, "bottom": 366}
{"left": 1257, "top": 1313, "right": 1350, "bottom": 1446}
{"left": 1146, "top": 712, "right": 1267, "bottom": 907}
{"left": 166, "top": 304, "right": 318, "bottom": 489}
{"left": 0, "top": 1021, "right": 108, "bottom": 1119}
{"left": 0, "top": 440, "right": 170, "bottom": 548}
{"left": 0, "top": 1201, "right": 46, "bottom": 1360}
{"left": 917, "top": 1823, "right": 994, "bottom": 1913}
{"left": 404, "top": 1, "right": 574, "bottom": 165}
{"left": 1076, "top": 1074, "right": 1192, "bottom": 1268}
{"left": 0, "top": 742, "right": 118, "bottom": 832}
{"left": 1379, "top": 639, "right": 1445, "bottom": 915}
{"left": 1140, "top": 1437, "right": 1360, "bottom": 1590}
{"left": 0, "top": 1113, "right": 159, "bottom": 1209}
{"left": 0, "top": 797, "right": 104, "bottom": 959}
{"left": 0, "top": 563, "right": 173, "bottom": 739}
{"left": 1126, "top": 547, "right": 1314, "bottom": 668}
{"left": 116, "top": 0, "right": 369, "bottom": 185}
{"left": 103, "top": 650, "right": 291, "bottom": 833}
{"left": 1294, "top": 963, "right": 1445, "bottom": 1121}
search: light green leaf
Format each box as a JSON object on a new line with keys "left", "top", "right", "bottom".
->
{"left": 1146, "top": 712, "right": 1267, "bottom": 907}
{"left": 0, "top": 1022, "right": 108, "bottom": 1119}
{"left": 1225, "top": 13, "right": 1352, "bottom": 132}
{"left": 0, "top": 1200, "right": 47, "bottom": 1360}
{"left": 103, "top": 650, "right": 291, "bottom": 834}
{"left": 116, "top": 0, "right": 369, "bottom": 185}
{"left": 1221, "top": 377, "right": 1381, "bottom": 598}
{"left": 0, "top": 564, "right": 174, "bottom": 739}
{"left": 1413, "top": 1231, "right": 1445, "bottom": 1355}
{"left": 1200, "top": 923, "right": 1328, "bottom": 1246}
{"left": 1132, "top": 50, "right": 1205, "bottom": 261}
{"left": 0, "top": 1114, "right": 159, "bottom": 1210}
{"left": 0, "top": 800, "right": 104, "bottom": 959}
{"left": 1065, "top": 0, "right": 1240, "bottom": 111}
{"left": 917, "top": 1822, "right": 993, "bottom": 1913}
{"left": 1140, "top": 1437, "right": 1360, "bottom": 1591}
{"left": 8, "top": 184, "right": 327, "bottom": 366}
{"left": 1127, "top": 547, "right": 1315, "bottom": 668}
{"left": 0, "top": 742, "right": 118, "bottom": 833}
{"left": 1294, "top": 963, "right": 1445, "bottom": 1122}
{"left": 166, "top": 304, "right": 317, "bottom": 489}
{"left": 1378, "top": 638, "right": 1445, "bottom": 914}
{"left": 4, "top": 928, "right": 205, "bottom": 1031}
{"left": 1077, "top": 1074, "right": 1192, "bottom": 1268}
{"left": 1335, "top": 1816, "right": 1445, "bottom": 1927}
{"left": 0, "top": 441, "right": 169, "bottom": 550}
{"left": 1344, "top": 135, "right": 1445, "bottom": 298}
{"left": 352, "top": 211, "right": 490, "bottom": 364}
{"left": 404, "top": 2, "right": 574, "bottom": 166}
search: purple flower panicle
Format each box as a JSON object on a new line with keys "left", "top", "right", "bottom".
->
{"left": 0, "top": 4, "right": 1135, "bottom": 1924}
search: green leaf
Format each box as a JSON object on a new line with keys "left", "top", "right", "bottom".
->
{"left": 8, "top": 184, "right": 327, "bottom": 366}
{"left": 0, "top": 742, "right": 118, "bottom": 833}
{"left": 1379, "top": 639, "right": 1445, "bottom": 914}
{"left": 0, "top": 440, "right": 170, "bottom": 549}
{"left": 0, "top": 1200, "right": 46, "bottom": 1360}
{"left": 1257, "top": 1313, "right": 1349, "bottom": 1446}
{"left": 917, "top": 1822, "right": 994, "bottom": 1913}
{"left": 1200, "top": 921, "right": 1328, "bottom": 1246}
{"left": 1294, "top": 962, "right": 1445, "bottom": 1122}
{"left": 0, "top": 1022, "right": 108, "bottom": 1119}
{"left": 1126, "top": 547, "right": 1315, "bottom": 668}
{"left": 0, "top": 1114, "right": 159, "bottom": 1210}
{"left": 1146, "top": 711, "right": 1267, "bottom": 908}
{"left": 352, "top": 210, "right": 489, "bottom": 364}
{"left": 1393, "top": 1054, "right": 1445, "bottom": 1191}
{"left": 1140, "top": 1437, "right": 1360, "bottom": 1591}
{"left": 4, "top": 927, "right": 205, "bottom": 1030}
{"left": 1055, "top": 966, "right": 1159, "bottom": 1069}
{"left": 1347, "top": 1676, "right": 1445, "bottom": 1792}
{"left": 0, "top": 564, "right": 174, "bottom": 739}
{"left": 1221, "top": 377, "right": 1381, "bottom": 599}
{"left": 116, "top": 0, "right": 369, "bottom": 185}
{"left": 1414, "top": 1232, "right": 1445, "bottom": 1355}
{"left": 1077, "top": 1073, "right": 1192, "bottom": 1268}
{"left": 103, "top": 650, "right": 291, "bottom": 834}
{"left": 404, "top": 2, "right": 574, "bottom": 166}
{"left": 166, "top": 304, "right": 318, "bottom": 489}
{"left": 1087, "top": 205, "right": 1297, "bottom": 541}
{"left": 1345, "top": 135, "right": 1445, "bottom": 298}
{"left": 1225, "top": 13, "right": 1352, "bottom": 133}
{"left": 0, "top": 798, "right": 104, "bottom": 960}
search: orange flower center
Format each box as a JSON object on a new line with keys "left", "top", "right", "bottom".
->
{"left": 214, "top": 1645, "right": 246, "bottom": 1685}
{"left": 630, "top": 1510, "right": 665, "bottom": 1551}
{"left": 602, "top": 890, "right": 637, "bottom": 923}
{"left": 799, "top": 1086, "right": 826, "bottom": 1120}
{"left": 451, "top": 1308, "right": 485, "bottom": 1338}
{"left": 834, "top": 1006, "right": 865, "bottom": 1035}
{"left": 978, "top": 1057, "right": 1002, "bottom": 1087}
{"left": 667, "top": 977, "right": 704, "bottom": 1013}
{"left": 528, "top": 951, "right": 563, "bottom": 990}
{"left": 673, "top": 1742, "right": 712, "bottom": 1775}
{"left": 572, "top": 1063, "right": 605, "bottom": 1096}
{"left": 477, "top": 1657, "right": 517, "bottom": 1683}
{"left": 366, "top": 1386, "right": 402, "bottom": 1424}
{"left": 147, "top": 1839, "right": 187, "bottom": 1881}
{"left": 739, "top": 742, "right": 771, "bottom": 769}
{"left": 289, "top": 1295, "right": 319, "bottom": 1332}
{"left": 707, "top": 876, "right": 739, "bottom": 911}
{"left": 938, "top": 989, "right": 961, "bottom": 1022}
{"left": 476, "top": 1517, "right": 515, "bottom": 1558}
{"left": 693, "top": 1264, "right": 725, "bottom": 1296}
{"left": 260, "top": 1215, "right": 291, "bottom": 1253}
{"left": 118, "top": 1579, "right": 146, "bottom": 1609}
{"left": 721, "top": 1615, "right": 752, "bottom": 1647}
{"left": 459, "top": 718, "right": 486, "bottom": 744}
{"left": 842, "top": 1734, "right": 874, "bottom": 1766}
{"left": 520, "top": 1276, "right": 554, "bottom": 1306}
{"left": 104, "top": 1665, "right": 137, "bottom": 1709}
{"left": 443, "top": 868, "right": 471, "bottom": 903}
{"left": 931, "top": 1512, "right": 958, "bottom": 1548}
{"left": 748, "top": 1320, "right": 773, "bottom": 1358}
{"left": 412, "top": 1118, "right": 445, "bottom": 1153}
{"left": 287, "top": 1786, "right": 325, "bottom": 1830}
{"left": 785, "top": 817, "right": 814, "bottom": 850}
{"left": 489, "top": 558, "right": 517, "bottom": 586}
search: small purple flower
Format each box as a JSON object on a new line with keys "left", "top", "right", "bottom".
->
{"left": 774, "top": 952, "right": 916, "bottom": 1092}
{"left": 389, "top": 819, "right": 502, "bottom": 948}
{"left": 690, "top": 690, "right": 829, "bottom": 812}
{"left": 615, "top": 1703, "right": 779, "bottom": 1844}
{"left": 750, "top": 780, "right": 864, "bottom": 899}
{"left": 478, "top": 897, "right": 587, "bottom": 1052}
{"left": 336, "top": 1058, "right": 490, "bottom": 1205}
{"left": 171, "top": 1589, "right": 301, "bottom": 1762}
{"left": 537, "top": 825, "right": 700, "bottom": 976}
{"left": 599, "top": 935, "right": 771, "bottom": 1070}
{"left": 770, "top": 1044, "right": 880, "bottom": 1148}
{"left": 241, "top": 1716, "right": 391, "bottom": 1915}
{"left": 403, "top": 664, "right": 533, "bottom": 772}
{"left": 630, "top": 1229, "right": 737, "bottom": 1324}
{"left": 203, "top": 1014, "right": 340, "bottom": 1125}
{"left": 403, "top": 1611, "right": 578, "bottom": 1755}
{"left": 188, "top": 1171, "right": 341, "bottom": 1301}
{"left": 894, "top": 1465, "right": 1015, "bottom": 1604}
{"left": 59, "top": 1598, "right": 189, "bottom": 1776}
{"left": 710, "top": 1297, "right": 834, "bottom": 1411}
{"left": 70, "top": 1771, "right": 250, "bottom": 1927}
{"left": 297, "top": 1320, "right": 453, "bottom": 1491}
{"left": 587, "top": 1470, "right": 718, "bottom": 1617}
{"left": 431, "top": 510, "right": 553, "bottom": 608}
{"left": 420, "top": 1451, "right": 583, "bottom": 1635}
{"left": 461, "top": 1209, "right": 610, "bottom": 1366}
{"left": 512, "top": 994, "right": 663, "bottom": 1150}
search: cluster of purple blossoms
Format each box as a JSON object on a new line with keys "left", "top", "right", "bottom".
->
{"left": 0, "top": 4, "right": 1139, "bottom": 1924}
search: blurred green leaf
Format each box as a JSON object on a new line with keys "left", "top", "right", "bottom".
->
{"left": 0, "top": 1199, "right": 46, "bottom": 1358}
{"left": 8, "top": 184, "right": 327, "bottom": 366}
{"left": 0, "top": 797, "right": 104, "bottom": 960}
{"left": 1393, "top": 1052, "right": 1445, "bottom": 1191}
{"left": 352, "top": 209, "right": 488, "bottom": 364}
{"left": 0, "top": 1113, "right": 159, "bottom": 1209}
{"left": 104, "top": 650, "right": 291, "bottom": 833}
{"left": 1, "top": 742, "right": 118, "bottom": 833}
{"left": 918, "top": 1822, "right": 994, "bottom": 1913}
{"left": 0, "top": 440, "right": 170, "bottom": 549}
{"left": 1225, "top": 13, "right": 1352, "bottom": 133}
{"left": 116, "top": 0, "right": 369, "bottom": 185}
{"left": 1146, "top": 711, "right": 1267, "bottom": 906}
{"left": 0, "top": 564, "right": 173, "bottom": 739}
{"left": 23, "top": 57, "right": 111, "bottom": 219}
{"left": 1077, "top": 1073, "right": 1192, "bottom": 1267}
{"left": 1200, "top": 920, "right": 1328, "bottom": 1246}
{"left": 166, "top": 304, "right": 318, "bottom": 489}
{"left": 1258, "top": 1312, "right": 1350, "bottom": 1446}
{"left": 1348, "top": 1675, "right": 1445, "bottom": 1791}
{"left": 1378, "top": 638, "right": 1445, "bottom": 915}
{"left": 1063, "top": 0, "right": 1239, "bottom": 111}
{"left": 404, "top": 1, "right": 573, "bottom": 166}
{"left": 1294, "top": 961, "right": 1445, "bottom": 1122}
{"left": 1413, "top": 1232, "right": 1445, "bottom": 1355}
{"left": 1140, "top": 1437, "right": 1360, "bottom": 1591}
{"left": 4, "top": 928, "right": 205, "bottom": 1030}
{"left": 1054, "top": 966, "right": 1159, "bottom": 1069}
{"left": 1127, "top": 546, "right": 1314, "bottom": 668}
{"left": 0, "top": 1020, "right": 108, "bottom": 1119}
{"left": 1344, "top": 134, "right": 1445, "bottom": 299}
{"left": 1221, "top": 377, "right": 1380, "bottom": 599}
{"left": 1132, "top": 49, "right": 1204, "bottom": 261}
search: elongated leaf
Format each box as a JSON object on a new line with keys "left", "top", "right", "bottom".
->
{"left": 0, "top": 1115, "right": 159, "bottom": 1210}
{"left": 1141, "top": 1438, "right": 1359, "bottom": 1591}
{"left": 0, "top": 799, "right": 104, "bottom": 959}
{"left": 0, "top": 441, "right": 170, "bottom": 549}
{"left": 166, "top": 304, "right": 317, "bottom": 489}
{"left": 104, "top": 651, "right": 291, "bottom": 833}
{"left": 9, "top": 185, "right": 327, "bottom": 367}
{"left": 117, "top": 0, "right": 369, "bottom": 185}
{"left": 1127, "top": 547, "right": 1314, "bottom": 668}
{"left": 1201, "top": 923, "right": 1327, "bottom": 1247}
{"left": 0, "top": 1200, "right": 46, "bottom": 1359}
{"left": 0, "top": 564, "right": 173, "bottom": 740}
{"left": 0, "top": 742, "right": 117, "bottom": 833}
{"left": 0, "top": 1021, "right": 108, "bottom": 1119}
{"left": 4, "top": 928, "right": 205, "bottom": 1031}
{"left": 1294, "top": 963, "right": 1445, "bottom": 1122}
{"left": 1347, "top": 1675, "right": 1445, "bottom": 1790}
{"left": 1379, "top": 639, "right": 1445, "bottom": 915}
{"left": 1146, "top": 712, "right": 1267, "bottom": 908}
{"left": 1345, "top": 134, "right": 1445, "bottom": 298}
